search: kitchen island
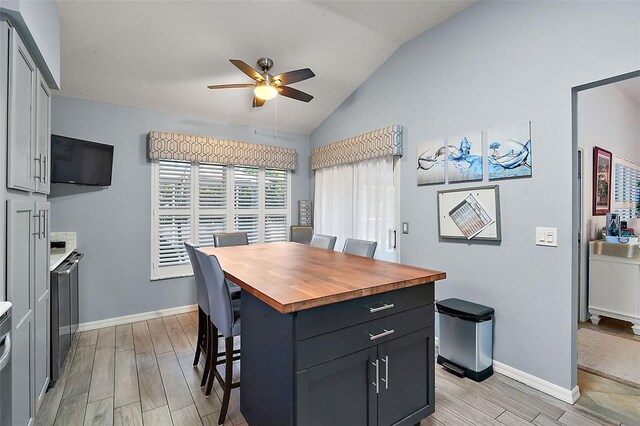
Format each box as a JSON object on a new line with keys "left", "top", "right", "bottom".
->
{"left": 200, "top": 242, "right": 446, "bottom": 426}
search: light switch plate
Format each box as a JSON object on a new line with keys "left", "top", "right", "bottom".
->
{"left": 536, "top": 227, "right": 557, "bottom": 247}
{"left": 402, "top": 222, "right": 409, "bottom": 234}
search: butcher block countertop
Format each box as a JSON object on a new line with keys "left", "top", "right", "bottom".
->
{"left": 200, "top": 242, "right": 446, "bottom": 314}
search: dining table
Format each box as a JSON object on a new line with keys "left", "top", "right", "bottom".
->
{"left": 200, "top": 242, "right": 446, "bottom": 426}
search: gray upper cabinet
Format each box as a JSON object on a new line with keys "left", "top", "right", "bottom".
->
{"left": 7, "top": 27, "right": 50, "bottom": 194}
{"left": 7, "top": 27, "right": 36, "bottom": 192}
{"left": 36, "top": 73, "right": 51, "bottom": 194}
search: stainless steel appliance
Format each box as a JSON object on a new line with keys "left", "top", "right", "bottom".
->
{"left": 50, "top": 251, "right": 82, "bottom": 386}
{"left": 0, "top": 307, "right": 12, "bottom": 426}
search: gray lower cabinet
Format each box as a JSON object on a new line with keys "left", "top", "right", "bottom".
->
{"left": 7, "top": 200, "right": 50, "bottom": 425}
{"left": 296, "top": 328, "right": 434, "bottom": 426}
{"left": 34, "top": 202, "right": 50, "bottom": 404}
{"left": 241, "top": 284, "right": 436, "bottom": 426}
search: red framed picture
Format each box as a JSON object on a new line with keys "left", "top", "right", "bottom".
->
{"left": 593, "top": 146, "right": 612, "bottom": 216}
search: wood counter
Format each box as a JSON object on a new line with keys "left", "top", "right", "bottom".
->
{"left": 199, "top": 242, "right": 445, "bottom": 313}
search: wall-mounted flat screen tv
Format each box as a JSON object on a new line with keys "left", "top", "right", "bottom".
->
{"left": 51, "top": 135, "right": 114, "bottom": 186}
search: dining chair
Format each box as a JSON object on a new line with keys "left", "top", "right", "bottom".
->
{"left": 310, "top": 233, "right": 337, "bottom": 250}
{"left": 342, "top": 238, "right": 377, "bottom": 258}
{"left": 290, "top": 226, "right": 313, "bottom": 245}
{"left": 185, "top": 242, "right": 241, "bottom": 388}
{"left": 213, "top": 231, "right": 249, "bottom": 247}
{"left": 184, "top": 242, "right": 210, "bottom": 372}
{"left": 195, "top": 249, "right": 242, "bottom": 425}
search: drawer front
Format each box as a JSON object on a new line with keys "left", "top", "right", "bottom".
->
{"left": 296, "top": 304, "right": 434, "bottom": 371}
{"left": 295, "top": 284, "right": 434, "bottom": 340}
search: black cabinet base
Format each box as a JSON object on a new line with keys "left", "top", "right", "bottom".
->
{"left": 437, "top": 355, "right": 493, "bottom": 382}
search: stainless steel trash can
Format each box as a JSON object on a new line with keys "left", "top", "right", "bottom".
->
{"left": 436, "top": 298, "right": 494, "bottom": 382}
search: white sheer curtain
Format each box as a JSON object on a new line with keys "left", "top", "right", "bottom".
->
{"left": 314, "top": 157, "right": 397, "bottom": 261}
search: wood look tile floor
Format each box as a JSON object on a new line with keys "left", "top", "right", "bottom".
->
{"left": 36, "top": 310, "right": 621, "bottom": 426}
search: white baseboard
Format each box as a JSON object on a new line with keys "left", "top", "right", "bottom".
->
{"left": 77, "top": 304, "right": 198, "bottom": 332}
{"left": 434, "top": 337, "right": 579, "bottom": 404}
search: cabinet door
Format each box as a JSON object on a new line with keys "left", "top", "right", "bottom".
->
{"left": 7, "top": 200, "right": 36, "bottom": 425}
{"left": 35, "top": 72, "right": 51, "bottom": 194}
{"left": 34, "top": 202, "right": 50, "bottom": 405}
{"left": 296, "top": 346, "right": 378, "bottom": 426}
{"left": 7, "top": 28, "right": 36, "bottom": 192}
{"left": 377, "top": 327, "right": 434, "bottom": 426}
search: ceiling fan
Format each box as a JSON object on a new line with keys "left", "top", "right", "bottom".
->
{"left": 207, "top": 57, "right": 315, "bottom": 107}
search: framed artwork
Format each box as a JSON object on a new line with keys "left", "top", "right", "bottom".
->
{"left": 487, "top": 121, "right": 532, "bottom": 180}
{"left": 437, "top": 185, "right": 501, "bottom": 241}
{"left": 593, "top": 146, "right": 612, "bottom": 216}
{"left": 447, "top": 131, "right": 483, "bottom": 183}
{"left": 417, "top": 139, "right": 446, "bottom": 185}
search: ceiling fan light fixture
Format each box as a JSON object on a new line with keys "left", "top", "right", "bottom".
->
{"left": 254, "top": 83, "right": 277, "bottom": 100}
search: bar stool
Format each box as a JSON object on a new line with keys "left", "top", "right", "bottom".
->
{"left": 342, "top": 238, "right": 377, "bottom": 258}
{"left": 213, "top": 231, "right": 249, "bottom": 247}
{"left": 195, "top": 249, "right": 242, "bottom": 425}
{"left": 310, "top": 234, "right": 337, "bottom": 250}
{"left": 184, "top": 242, "right": 211, "bottom": 375}
{"left": 185, "top": 242, "right": 240, "bottom": 388}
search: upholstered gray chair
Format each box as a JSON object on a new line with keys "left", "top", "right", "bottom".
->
{"left": 342, "top": 238, "right": 377, "bottom": 258}
{"left": 185, "top": 242, "right": 241, "bottom": 388}
{"left": 195, "top": 249, "right": 241, "bottom": 424}
{"left": 213, "top": 231, "right": 249, "bottom": 247}
{"left": 290, "top": 226, "right": 313, "bottom": 245}
{"left": 310, "top": 234, "right": 337, "bottom": 250}
{"left": 184, "top": 242, "right": 210, "bottom": 374}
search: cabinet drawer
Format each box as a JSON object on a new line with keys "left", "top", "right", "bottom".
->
{"left": 296, "top": 304, "right": 434, "bottom": 371}
{"left": 294, "top": 284, "right": 434, "bottom": 340}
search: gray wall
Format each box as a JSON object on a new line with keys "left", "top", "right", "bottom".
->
{"left": 50, "top": 95, "right": 310, "bottom": 324}
{"left": 310, "top": 1, "right": 640, "bottom": 391}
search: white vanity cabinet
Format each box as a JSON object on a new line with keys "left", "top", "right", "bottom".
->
{"left": 588, "top": 241, "right": 640, "bottom": 335}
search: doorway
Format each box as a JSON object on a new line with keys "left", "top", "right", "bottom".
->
{"left": 573, "top": 70, "right": 640, "bottom": 424}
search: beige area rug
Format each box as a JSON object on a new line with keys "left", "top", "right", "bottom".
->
{"left": 578, "top": 328, "right": 640, "bottom": 389}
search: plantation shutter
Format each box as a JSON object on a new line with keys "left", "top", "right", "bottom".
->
{"left": 613, "top": 157, "right": 640, "bottom": 221}
{"left": 157, "top": 160, "right": 191, "bottom": 268}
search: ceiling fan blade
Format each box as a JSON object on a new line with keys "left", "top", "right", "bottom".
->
{"left": 252, "top": 96, "right": 266, "bottom": 108}
{"left": 230, "top": 59, "right": 264, "bottom": 81}
{"left": 207, "top": 83, "right": 254, "bottom": 89}
{"left": 278, "top": 86, "right": 314, "bottom": 102}
{"left": 273, "top": 68, "right": 315, "bottom": 85}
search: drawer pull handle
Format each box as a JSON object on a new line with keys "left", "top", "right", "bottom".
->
{"left": 369, "top": 329, "right": 395, "bottom": 341}
{"left": 369, "top": 303, "right": 395, "bottom": 313}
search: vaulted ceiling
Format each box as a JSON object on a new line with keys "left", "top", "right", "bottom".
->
{"left": 55, "top": 1, "right": 473, "bottom": 135}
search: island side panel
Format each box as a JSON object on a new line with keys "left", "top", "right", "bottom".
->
{"left": 241, "top": 291, "right": 296, "bottom": 426}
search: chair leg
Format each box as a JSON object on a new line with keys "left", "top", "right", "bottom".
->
{"left": 193, "top": 308, "right": 204, "bottom": 367}
{"left": 201, "top": 320, "right": 215, "bottom": 388}
{"left": 217, "top": 336, "right": 234, "bottom": 425}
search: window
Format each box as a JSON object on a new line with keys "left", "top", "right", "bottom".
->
{"left": 612, "top": 156, "right": 640, "bottom": 221}
{"left": 151, "top": 160, "right": 290, "bottom": 279}
{"left": 314, "top": 157, "right": 399, "bottom": 262}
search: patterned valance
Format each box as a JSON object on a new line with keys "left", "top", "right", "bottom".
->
{"left": 148, "top": 130, "right": 297, "bottom": 171}
{"left": 310, "top": 125, "right": 403, "bottom": 170}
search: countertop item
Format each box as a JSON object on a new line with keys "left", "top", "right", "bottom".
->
{"left": 50, "top": 232, "right": 77, "bottom": 271}
{"left": 200, "top": 242, "right": 446, "bottom": 313}
{"left": 0, "top": 302, "right": 11, "bottom": 317}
